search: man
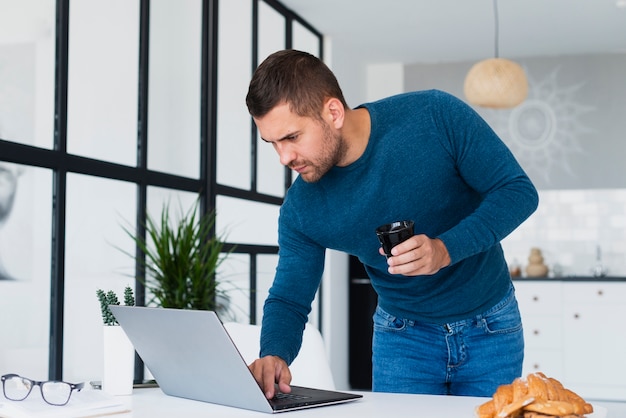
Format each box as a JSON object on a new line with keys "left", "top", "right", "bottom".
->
{"left": 245, "top": 49, "right": 538, "bottom": 399}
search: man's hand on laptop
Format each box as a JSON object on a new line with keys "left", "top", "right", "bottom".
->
{"left": 249, "top": 355, "right": 292, "bottom": 399}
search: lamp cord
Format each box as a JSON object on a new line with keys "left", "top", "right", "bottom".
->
{"left": 493, "top": 0, "right": 500, "bottom": 58}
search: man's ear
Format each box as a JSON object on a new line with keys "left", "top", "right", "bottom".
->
{"left": 324, "top": 98, "right": 345, "bottom": 129}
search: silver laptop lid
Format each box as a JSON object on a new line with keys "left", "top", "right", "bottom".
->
{"left": 109, "top": 305, "right": 274, "bottom": 413}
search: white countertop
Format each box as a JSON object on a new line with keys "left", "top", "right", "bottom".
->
{"left": 0, "top": 387, "right": 610, "bottom": 417}
{"left": 116, "top": 388, "right": 608, "bottom": 418}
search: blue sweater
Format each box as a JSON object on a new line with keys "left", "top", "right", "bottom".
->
{"left": 260, "top": 90, "right": 538, "bottom": 364}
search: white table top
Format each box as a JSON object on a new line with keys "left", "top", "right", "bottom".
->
{"left": 116, "top": 388, "right": 608, "bottom": 418}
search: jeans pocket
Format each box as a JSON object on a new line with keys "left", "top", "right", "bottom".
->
{"left": 373, "top": 306, "right": 406, "bottom": 332}
{"left": 480, "top": 292, "right": 523, "bottom": 335}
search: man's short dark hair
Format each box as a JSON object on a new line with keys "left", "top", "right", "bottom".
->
{"left": 246, "top": 49, "right": 348, "bottom": 119}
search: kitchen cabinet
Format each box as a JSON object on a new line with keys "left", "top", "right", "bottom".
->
{"left": 514, "top": 281, "right": 563, "bottom": 379}
{"left": 561, "top": 282, "right": 626, "bottom": 400}
{"left": 514, "top": 279, "right": 626, "bottom": 401}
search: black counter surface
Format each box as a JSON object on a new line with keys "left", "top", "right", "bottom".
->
{"left": 513, "top": 276, "right": 626, "bottom": 282}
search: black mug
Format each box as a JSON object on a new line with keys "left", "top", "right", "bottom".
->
{"left": 375, "top": 220, "right": 415, "bottom": 257}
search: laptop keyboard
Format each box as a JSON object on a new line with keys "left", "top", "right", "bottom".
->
{"left": 272, "top": 392, "right": 311, "bottom": 402}
{"left": 270, "top": 392, "right": 314, "bottom": 409}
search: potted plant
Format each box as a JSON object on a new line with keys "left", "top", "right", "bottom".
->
{"left": 123, "top": 199, "right": 233, "bottom": 312}
{"left": 96, "top": 286, "right": 135, "bottom": 325}
{"left": 96, "top": 286, "right": 135, "bottom": 395}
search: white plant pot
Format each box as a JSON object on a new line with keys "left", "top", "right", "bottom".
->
{"left": 102, "top": 325, "right": 134, "bottom": 396}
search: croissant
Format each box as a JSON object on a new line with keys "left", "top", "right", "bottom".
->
{"left": 475, "top": 372, "right": 593, "bottom": 418}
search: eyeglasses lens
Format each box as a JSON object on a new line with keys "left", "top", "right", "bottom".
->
{"left": 41, "top": 382, "right": 72, "bottom": 405}
{"left": 3, "top": 376, "right": 32, "bottom": 401}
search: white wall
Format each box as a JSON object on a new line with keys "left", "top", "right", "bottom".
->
{"left": 366, "top": 63, "right": 404, "bottom": 102}
{"left": 502, "top": 189, "right": 626, "bottom": 277}
{"left": 404, "top": 54, "right": 626, "bottom": 191}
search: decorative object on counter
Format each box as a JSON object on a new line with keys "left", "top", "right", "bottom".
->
{"left": 525, "top": 247, "right": 549, "bottom": 277}
{"left": 508, "top": 259, "right": 522, "bottom": 277}
{"left": 96, "top": 287, "right": 135, "bottom": 396}
{"left": 551, "top": 263, "right": 563, "bottom": 278}
{"left": 591, "top": 245, "right": 609, "bottom": 278}
{"left": 96, "top": 287, "right": 135, "bottom": 326}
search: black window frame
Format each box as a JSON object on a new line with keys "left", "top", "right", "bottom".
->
{"left": 0, "top": 0, "right": 323, "bottom": 381}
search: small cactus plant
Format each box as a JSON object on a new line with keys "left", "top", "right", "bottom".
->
{"left": 96, "top": 286, "right": 135, "bottom": 326}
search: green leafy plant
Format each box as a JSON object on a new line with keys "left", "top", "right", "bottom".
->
{"left": 123, "top": 199, "right": 232, "bottom": 311}
{"left": 96, "top": 286, "right": 135, "bottom": 326}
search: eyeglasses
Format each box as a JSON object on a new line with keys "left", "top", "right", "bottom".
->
{"left": 1, "top": 374, "right": 84, "bottom": 406}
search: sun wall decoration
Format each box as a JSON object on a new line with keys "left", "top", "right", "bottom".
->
{"left": 486, "top": 67, "right": 595, "bottom": 185}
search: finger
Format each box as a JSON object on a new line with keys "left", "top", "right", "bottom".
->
{"left": 248, "top": 359, "right": 275, "bottom": 399}
{"left": 387, "top": 239, "right": 427, "bottom": 269}
{"left": 250, "top": 357, "right": 279, "bottom": 399}
{"left": 262, "top": 356, "right": 292, "bottom": 399}
{"left": 388, "top": 245, "right": 423, "bottom": 266}
{"left": 388, "top": 259, "right": 428, "bottom": 276}
{"left": 389, "top": 235, "right": 422, "bottom": 256}
{"left": 275, "top": 357, "right": 292, "bottom": 393}
{"left": 389, "top": 238, "right": 450, "bottom": 275}
{"left": 262, "top": 362, "right": 278, "bottom": 399}
{"left": 388, "top": 250, "right": 440, "bottom": 276}
{"left": 278, "top": 381, "right": 292, "bottom": 394}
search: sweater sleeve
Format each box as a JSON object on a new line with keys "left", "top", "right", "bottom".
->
{"left": 433, "top": 92, "right": 539, "bottom": 264}
{"left": 259, "top": 197, "right": 326, "bottom": 365}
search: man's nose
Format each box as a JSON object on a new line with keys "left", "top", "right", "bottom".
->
{"left": 275, "top": 142, "right": 296, "bottom": 167}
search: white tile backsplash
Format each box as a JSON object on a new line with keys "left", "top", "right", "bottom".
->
{"left": 502, "top": 189, "right": 626, "bottom": 277}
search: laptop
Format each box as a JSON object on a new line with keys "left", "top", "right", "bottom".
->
{"left": 109, "top": 305, "right": 362, "bottom": 413}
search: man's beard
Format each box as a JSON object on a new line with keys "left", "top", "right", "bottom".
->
{"left": 298, "top": 122, "right": 347, "bottom": 183}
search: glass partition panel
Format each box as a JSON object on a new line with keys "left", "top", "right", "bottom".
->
{"left": 218, "top": 253, "right": 251, "bottom": 323}
{"left": 146, "top": 186, "right": 198, "bottom": 228}
{"left": 63, "top": 173, "right": 136, "bottom": 383}
{"left": 142, "top": 187, "right": 202, "bottom": 309}
{"left": 216, "top": 0, "right": 253, "bottom": 190}
{"left": 256, "top": 1, "right": 287, "bottom": 197}
{"left": 289, "top": 21, "right": 321, "bottom": 187}
{"left": 66, "top": 0, "right": 139, "bottom": 166}
{"left": 257, "top": 253, "right": 321, "bottom": 328}
{"left": 0, "top": 0, "right": 55, "bottom": 148}
{"left": 0, "top": 164, "right": 52, "bottom": 377}
{"left": 292, "top": 20, "right": 320, "bottom": 57}
{"left": 255, "top": 254, "right": 278, "bottom": 324}
{"left": 257, "top": 1, "right": 286, "bottom": 64}
{"left": 309, "top": 284, "right": 321, "bottom": 329}
{"left": 215, "top": 195, "right": 279, "bottom": 246}
{"left": 148, "top": 0, "right": 202, "bottom": 178}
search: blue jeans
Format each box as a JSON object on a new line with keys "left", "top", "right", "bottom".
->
{"left": 371, "top": 284, "right": 523, "bottom": 396}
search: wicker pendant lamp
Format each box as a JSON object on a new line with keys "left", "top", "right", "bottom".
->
{"left": 464, "top": 0, "right": 528, "bottom": 108}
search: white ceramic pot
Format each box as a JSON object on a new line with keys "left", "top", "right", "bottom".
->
{"left": 102, "top": 325, "right": 134, "bottom": 396}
